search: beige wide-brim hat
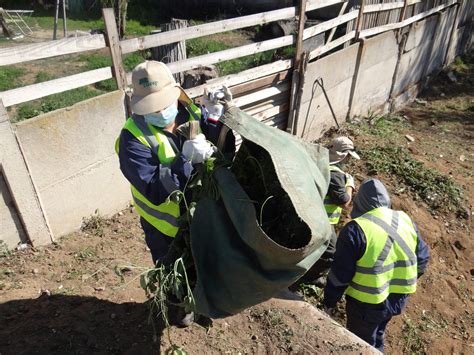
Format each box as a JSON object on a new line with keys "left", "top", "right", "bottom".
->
{"left": 131, "top": 61, "right": 181, "bottom": 115}
{"left": 328, "top": 136, "right": 361, "bottom": 164}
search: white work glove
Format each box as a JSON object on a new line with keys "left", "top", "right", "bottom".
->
{"left": 182, "top": 134, "right": 215, "bottom": 164}
{"left": 221, "top": 85, "right": 235, "bottom": 110}
{"left": 346, "top": 174, "right": 355, "bottom": 190}
{"left": 202, "top": 87, "right": 225, "bottom": 123}
{"left": 202, "top": 86, "right": 235, "bottom": 122}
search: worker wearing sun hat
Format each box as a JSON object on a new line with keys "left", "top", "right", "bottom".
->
{"left": 297, "top": 136, "right": 361, "bottom": 288}
{"left": 116, "top": 61, "right": 235, "bottom": 265}
{"left": 325, "top": 136, "right": 360, "bottom": 226}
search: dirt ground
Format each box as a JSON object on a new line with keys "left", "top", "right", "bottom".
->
{"left": 1, "top": 56, "right": 473, "bottom": 353}
{"left": 0, "top": 209, "right": 372, "bottom": 354}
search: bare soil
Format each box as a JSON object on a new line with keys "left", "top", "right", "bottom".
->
{"left": 1, "top": 57, "right": 473, "bottom": 354}
{"left": 0, "top": 209, "right": 369, "bottom": 354}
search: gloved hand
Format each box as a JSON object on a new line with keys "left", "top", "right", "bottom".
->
{"left": 182, "top": 134, "right": 215, "bottom": 164}
{"left": 202, "top": 87, "right": 225, "bottom": 123}
{"left": 221, "top": 85, "right": 235, "bottom": 111}
{"left": 346, "top": 174, "right": 355, "bottom": 190}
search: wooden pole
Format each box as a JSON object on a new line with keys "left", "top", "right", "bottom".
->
{"left": 293, "top": 52, "right": 310, "bottom": 137}
{"left": 286, "top": 0, "right": 307, "bottom": 135}
{"left": 294, "top": 0, "right": 307, "bottom": 70}
{"left": 102, "top": 8, "right": 131, "bottom": 118}
{"left": 53, "top": 0, "right": 60, "bottom": 40}
{"left": 354, "top": 0, "right": 366, "bottom": 42}
{"left": 62, "top": 0, "right": 67, "bottom": 38}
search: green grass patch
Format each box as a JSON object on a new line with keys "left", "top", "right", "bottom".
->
{"left": 15, "top": 86, "right": 99, "bottom": 122}
{"left": 35, "top": 71, "right": 56, "bottom": 83}
{"left": 0, "top": 67, "right": 27, "bottom": 91}
{"left": 402, "top": 316, "right": 427, "bottom": 354}
{"left": 187, "top": 37, "right": 231, "bottom": 57}
{"left": 24, "top": 13, "right": 156, "bottom": 37}
{"left": 451, "top": 56, "right": 473, "bottom": 72}
{"left": 78, "top": 52, "right": 146, "bottom": 91}
{"left": 79, "top": 53, "right": 112, "bottom": 70}
{"left": 25, "top": 14, "right": 105, "bottom": 33}
{"left": 361, "top": 145, "right": 464, "bottom": 213}
{"left": 187, "top": 37, "right": 278, "bottom": 76}
{"left": 352, "top": 114, "right": 407, "bottom": 139}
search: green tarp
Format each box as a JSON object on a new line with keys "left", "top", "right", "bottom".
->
{"left": 190, "top": 107, "right": 332, "bottom": 318}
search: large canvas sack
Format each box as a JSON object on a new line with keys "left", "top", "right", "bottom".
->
{"left": 190, "top": 107, "right": 332, "bottom": 318}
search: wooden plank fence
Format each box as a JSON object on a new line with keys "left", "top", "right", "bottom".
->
{"left": 0, "top": 0, "right": 467, "bottom": 129}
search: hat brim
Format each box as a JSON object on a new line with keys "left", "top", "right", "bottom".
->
{"left": 329, "top": 151, "right": 349, "bottom": 164}
{"left": 131, "top": 85, "right": 181, "bottom": 115}
{"left": 348, "top": 150, "right": 361, "bottom": 160}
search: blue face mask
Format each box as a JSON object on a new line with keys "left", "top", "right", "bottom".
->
{"left": 144, "top": 104, "right": 179, "bottom": 127}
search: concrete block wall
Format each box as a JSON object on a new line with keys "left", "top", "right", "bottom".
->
{"left": 349, "top": 31, "right": 399, "bottom": 117}
{"left": 14, "top": 90, "right": 131, "bottom": 238}
{"left": 298, "top": 4, "right": 472, "bottom": 141}
{"left": 296, "top": 43, "right": 360, "bottom": 142}
{"left": 0, "top": 106, "right": 52, "bottom": 249}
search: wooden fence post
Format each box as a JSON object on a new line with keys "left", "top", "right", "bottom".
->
{"left": 287, "top": 0, "right": 307, "bottom": 135}
{"left": 354, "top": 0, "right": 366, "bottom": 42}
{"left": 102, "top": 8, "right": 131, "bottom": 118}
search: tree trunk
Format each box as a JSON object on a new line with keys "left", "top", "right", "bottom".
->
{"left": 151, "top": 19, "right": 188, "bottom": 85}
{"left": 120, "top": 0, "right": 128, "bottom": 38}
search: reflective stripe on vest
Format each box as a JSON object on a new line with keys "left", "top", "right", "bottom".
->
{"left": 324, "top": 165, "right": 349, "bottom": 225}
{"left": 116, "top": 101, "right": 201, "bottom": 237}
{"left": 345, "top": 207, "right": 418, "bottom": 304}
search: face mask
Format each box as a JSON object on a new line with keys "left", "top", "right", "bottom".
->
{"left": 144, "top": 103, "right": 178, "bottom": 127}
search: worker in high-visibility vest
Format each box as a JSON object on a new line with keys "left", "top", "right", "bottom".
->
{"left": 116, "top": 62, "right": 234, "bottom": 326}
{"left": 306, "top": 137, "right": 360, "bottom": 287}
{"left": 325, "top": 136, "right": 359, "bottom": 226}
{"left": 323, "top": 179, "right": 429, "bottom": 353}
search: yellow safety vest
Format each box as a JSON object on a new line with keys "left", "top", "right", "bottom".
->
{"left": 345, "top": 207, "right": 418, "bottom": 304}
{"left": 116, "top": 101, "right": 201, "bottom": 238}
{"left": 324, "top": 165, "right": 350, "bottom": 225}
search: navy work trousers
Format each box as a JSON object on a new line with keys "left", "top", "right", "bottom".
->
{"left": 141, "top": 218, "right": 173, "bottom": 265}
{"left": 346, "top": 298, "right": 393, "bottom": 353}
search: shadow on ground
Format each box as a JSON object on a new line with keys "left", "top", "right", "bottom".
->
{"left": 0, "top": 295, "right": 163, "bottom": 354}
